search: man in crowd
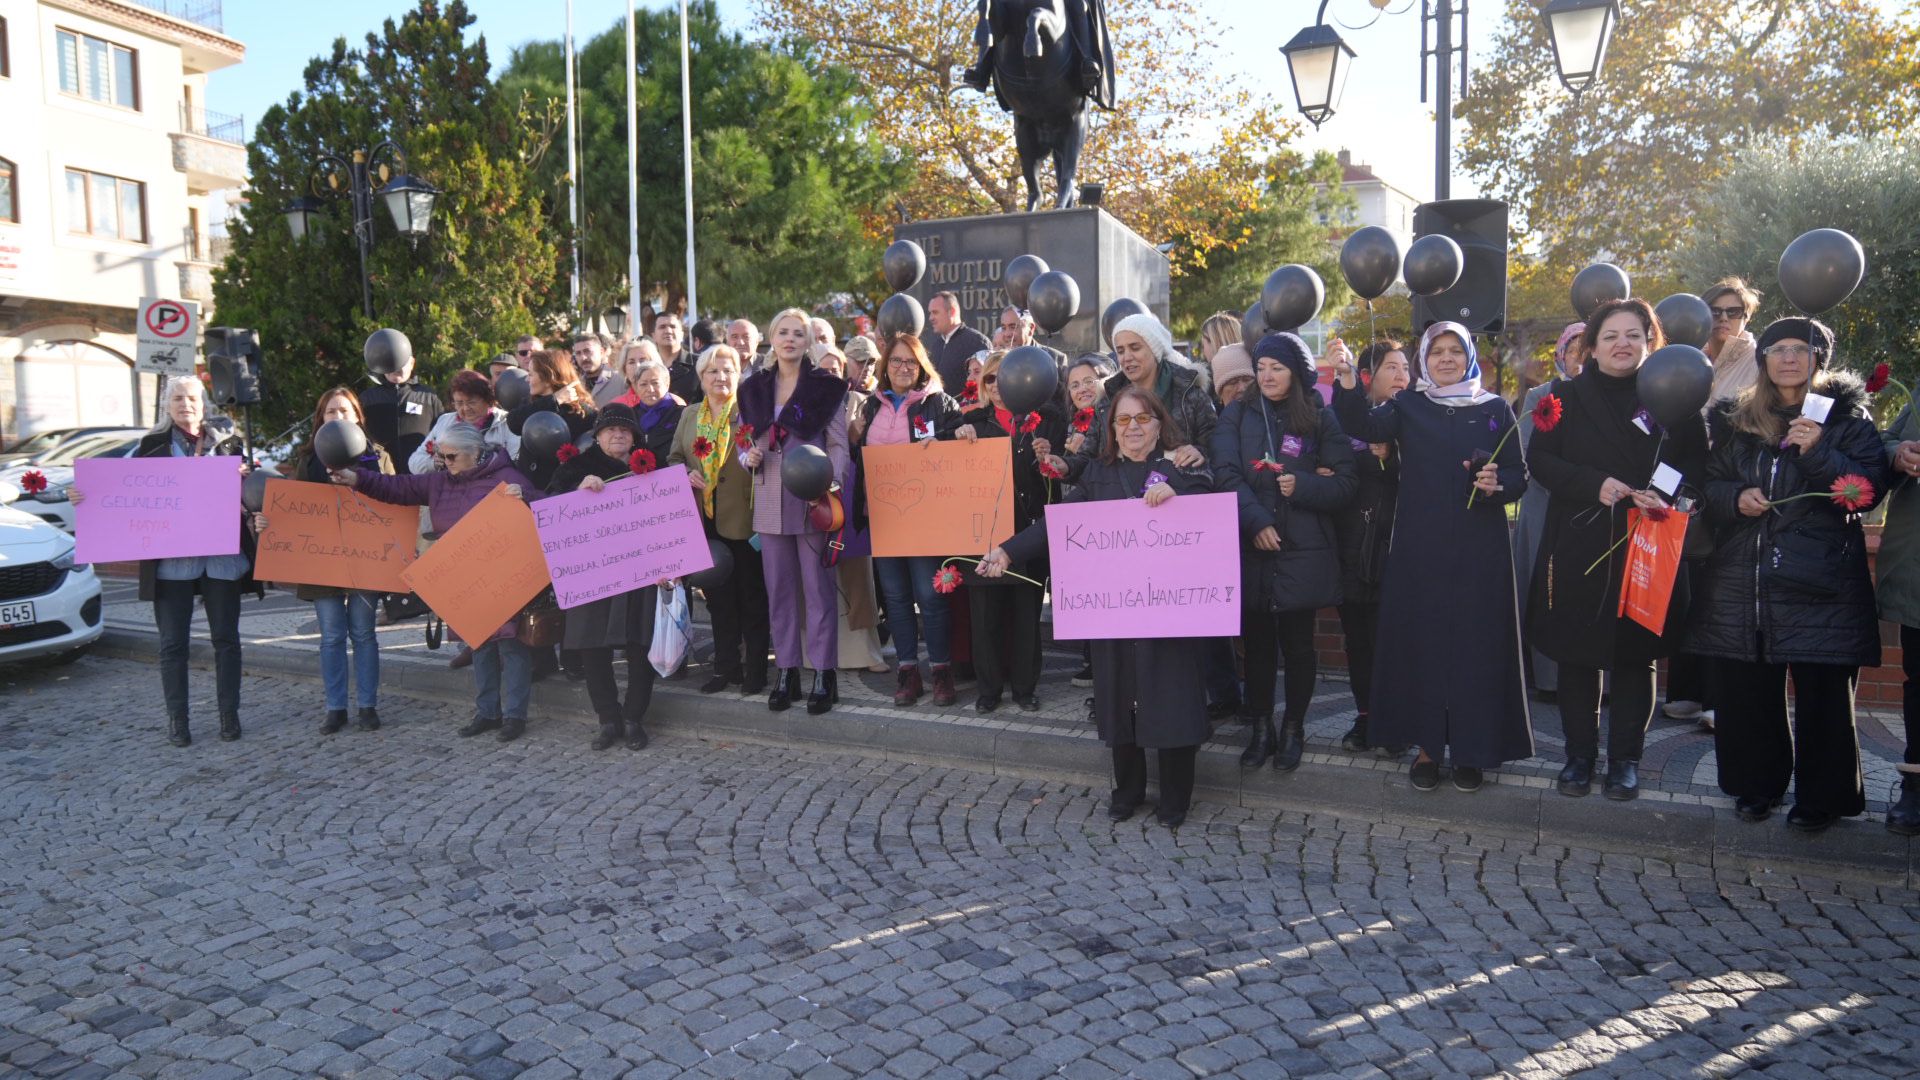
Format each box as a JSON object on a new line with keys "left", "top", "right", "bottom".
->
{"left": 654, "top": 312, "right": 699, "bottom": 402}
{"left": 572, "top": 332, "right": 624, "bottom": 407}
{"left": 689, "top": 319, "right": 721, "bottom": 361}
{"left": 727, "top": 318, "right": 762, "bottom": 371}
{"left": 996, "top": 305, "right": 1069, "bottom": 405}
{"left": 922, "top": 290, "right": 992, "bottom": 392}
{"left": 361, "top": 349, "right": 444, "bottom": 476}
{"left": 514, "top": 334, "right": 540, "bottom": 370}
{"left": 488, "top": 353, "right": 516, "bottom": 385}
{"left": 809, "top": 317, "right": 837, "bottom": 349}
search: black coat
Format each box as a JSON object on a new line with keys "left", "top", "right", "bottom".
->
{"left": 1524, "top": 367, "right": 1711, "bottom": 669}
{"left": 1331, "top": 410, "right": 1400, "bottom": 606}
{"left": 1334, "top": 386, "right": 1534, "bottom": 767}
{"left": 1090, "top": 362, "right": 1218, "bottom": 461}
{"left": 544, "top": 444, "right": 658, "bottom": 652}
{"left": 1002, "top": 453, "right": 1215, "bottom": 750}
{"left": 1211, "top": 393, "right": 1358, "bottom": 614}
{"left": 507, "top": 395, "right": 597, "bottom": 493}
{"left": 360, "top": 382, "right": 444, "bottom": 475}
{"left": 132, "top": 419, "right": 262, "bottom": 603}
{"left": 1687, "top": 373, "right": 1887, "bottom": 667}
{"left": 635, "top": 402, "right": 685, "bottom": 463}
{"left": 923, "top": 324, "right": 993, "bottom": 393}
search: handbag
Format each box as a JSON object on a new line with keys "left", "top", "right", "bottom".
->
{"left": 515, "top": 606, "right": 565, "bottom": 646}
{"left": 808, "top": 486, "right": 848, "bottom": 569}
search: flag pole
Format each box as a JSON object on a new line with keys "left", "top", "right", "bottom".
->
{"left": 679, "top": 0, "right": 698, "bottom": 319}
{"left": 564, "top": 0, "right": 580, "bottom": 323}
{"left": 627, "top": 2, "right": 641, "bottom": 325}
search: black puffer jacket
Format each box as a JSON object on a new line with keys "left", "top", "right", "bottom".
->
{"left": 1211, "top": 392, "right": 1357, "bottom": 614}
{"left": 1329, "top": 385, "right": 1400, "bottom": 605}
{"left": 1687, "top": 372, "right": 1888, "bottom": 667}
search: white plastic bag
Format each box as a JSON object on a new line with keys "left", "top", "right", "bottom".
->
{"left": 649, "top": 585, "right": 690, "bottom": 677}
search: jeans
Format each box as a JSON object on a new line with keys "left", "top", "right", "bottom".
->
{"left": 153, "top": 577, "right": 242, "bottom": 722}
{"left": 874, "top": 555, "right": 950, "bottom": 666}
{"left": 313, "top": 592, "right": 380, "bottom": 710}
{"left": 472, "top": 637, "right": 532, "bottom": 721}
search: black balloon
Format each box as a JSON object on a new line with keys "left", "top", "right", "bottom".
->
{"left": 1570, "top": 263, "right": 1631, "bottom": 320}
{"left": 1027, "top": 270, "right": 1080, "bottom": 334}
{"left": 1403, "top": 235, "right": 1464, "bottom": 297}
{"left": 1241, "top": 303, "right": 1268, "bottom": 350}
{"left": 686, "top": 537, "right": 734, "bottom": 591}
{"left": 876, "top": 293, "right": 925, "bottom": 340}
{"left": 241, "top": 470, "right": 271, "bottom": 514}
{"left": 1778, "top": 228, "right": 1865, "bottom": 316}
{"left": 520, "top": 411, "right": 572, "bottom": 461}
{"left": 781, "top": 443, "right": 835, "bottom": 503}
{"left": 1637, "top": 344, "right": 1713, "bottom": 430}
{"left": 363, "top": 327, "right": 412, "bottom": 376}
{"left": 883, "top": 239, "right": 927, "bottom": 293}
{"left": 1339, "top": 226, "right": 1401, "bottom": 301}
{"left": 1654, "top": 293, "right": 1713, "bottom": 349}
{"left": 315, "top": 419, "right": 370, "bottom": 470}
{"left": 999, "top": 346, "right": 1060, "bottom": 414}
{"left": 1261, "top": 265, "right": 1325, "bottom": 332}
{"left": 1004, "top": 254, "right": 1049, "bottom": 309}
{"left": 494, "top": 367, "right": 530, "bottom": 411}
{"left": 1101, "top": 297, "right": 1149, "bottom": 349}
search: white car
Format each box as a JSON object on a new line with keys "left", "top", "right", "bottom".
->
{"left": 0, "top": 505, "right": 104, "bottom": 665}
{"left": 0, "top": 430, "right": 143, "bottom": 534}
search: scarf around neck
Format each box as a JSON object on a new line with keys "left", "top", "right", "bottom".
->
{"left": 694, "top": 398, "right": 736, "bottom": 518}
{"left": 1415, "top": 321, "right": 1497, "bottom": 406}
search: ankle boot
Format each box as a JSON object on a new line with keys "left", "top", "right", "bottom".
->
{"left": 807, "top": 669, "right": 837, "bottom": 715}
{"left": 768, "top": 668, "right": 800, "bottom": 712}
{"left": 1340, "top": 713, "right": 1369, "bottom": 753}
{"left": 167, "top": 716, "right": 191, "bottom": 748}
{"left": 496, "top": 717, "right": 526, "bottom": 743}
{"left": 1239, "top": 717, "right": 1275, "bottom": 767}
{"left": 1889, "top": 774, "right": 1920, "bottom": 836}
{"left": 625, "top": 717, "right": 649, "bottom": 751}
{"left": 591, "top": 720, "right": 621, "bottom": 751}
{"left": 894, "top": 665, "right": 924, "bottom": 705}
{"left": 1274, "top": 717, "right": 1305, "bottom": 772}
{"left": 321, "top": 709, "right": 349, "bottom": 735}
{"left": 218, "top": 714, "right": 241, "bottom": 742}
{"left": 356, "top": 707, "right": 381, "bottom": 731}
{"left": 929, "top": 664, "right": 957, "bottom": 707}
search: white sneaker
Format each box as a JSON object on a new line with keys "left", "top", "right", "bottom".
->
{"left": 1662, "top": 700, "right": 1703, "bottom": 721}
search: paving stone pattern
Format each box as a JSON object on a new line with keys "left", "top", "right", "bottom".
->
{"left": 5, "top": 656, "right": 1920, "bottom": 1078}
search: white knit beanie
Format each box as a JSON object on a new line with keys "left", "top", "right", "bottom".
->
{"left": 1112, "top": 313, "right": 1178, "bottom": 367}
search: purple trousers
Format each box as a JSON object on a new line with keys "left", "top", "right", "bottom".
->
{"left": 762, "top": 532, "right": 838, "bottom": 670}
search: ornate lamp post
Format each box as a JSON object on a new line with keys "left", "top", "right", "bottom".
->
{"left": 282, "top": 141, "right": 440, "bottom": 319}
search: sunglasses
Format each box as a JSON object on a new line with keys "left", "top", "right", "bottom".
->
{"left": 515, "top": 348, "right": 533, "bottom": 356}
{"left": 435, "top": 452, "right": 464, "bottom": 464}
{"left": 981, "top": 375, "right": 997, "bottom": 385}
{"left": 1709, "top": 306, "right": 1748, "bottom": 320}
{"left": 1112, "top": 413, "right": 1158, "bottom": 428}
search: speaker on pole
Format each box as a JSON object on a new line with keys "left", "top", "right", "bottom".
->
{"left": 205, "top": 327, "right": 262, "bottom": 407}
{"left": 1410, "top": 199, "right": 1509, "bottom": 334}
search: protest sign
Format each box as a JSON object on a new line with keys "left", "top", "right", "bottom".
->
{"left": 400, "top": 484, "right": 548, "bottom": 646}
{"left": 252, "top": 479, "right": 421, "bottom": 592}
{"left": 533, "top": 465, "right": 713, "bottom": 609}
{"left": 74, "top": 455, "right": 241, "bottom": 563}
{"left": 1044, "top": 490, "right": 1241, "bottom": 639}
{"left": 864, "top": 439, "right": 1017, "bottom": 557}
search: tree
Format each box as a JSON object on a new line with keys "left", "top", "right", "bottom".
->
{"left": 754, "top": 0, "right": 1297, "bottom": 278}
{"left": 1674, "top": 132, "right": 1920, "bottom": 405}
{"left": 213, "top": 1, "right": 561, "bottom": 432}
{"left": 499, "top": 3, "right": 908, "bottom": 322}
{"left": 1459, "top": 0, "right": 1919, "bottom": 320}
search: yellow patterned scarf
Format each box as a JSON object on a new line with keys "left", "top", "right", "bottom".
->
{"left": 694, "top": 397, "right": 736, "bottom": 517}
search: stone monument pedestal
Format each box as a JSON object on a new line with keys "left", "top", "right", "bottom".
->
{"left": 893, "top": 207, "right": 1170, "bottom": 359}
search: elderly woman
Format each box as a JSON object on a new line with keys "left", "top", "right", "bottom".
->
{"left": 669, "top": 345, "right": 769, "bottom": 696}
{"left": 1212, "top": 333, "right": 1357, "bottom": 770}
{"left": 739, "top": 307, "right": 852, "bottom": 714}
{"left": 1688, "top": 317, "right": 1888, "bottom": 831}
{"left": 859, "top": 334, "right": 961, "bottom": 705}
{"left": 1513, "top": 322, "right": 1586, "bottom": 699}
{"left": 985, "top": 388, "right": 1214, "bottom": 828}
{"left": 1525, "top": 300, "right": 1710, "bottom": 802}
{"left": 613, "top": 358, "right": 684, "bottom": 462}
{"left": 507, "top": 349, "right": 598, "bottom": 493}
{"left": 612, "top": 340, "right": 661, "bottom": 401}
{"left": 546, "top": 403, "right": 661, "bottom": 751}
{"left": 813, "top": 344, "right": 887, "bottom": 674}
{"left": 73, "top": 376, "right": 253, "bottom": 747}
{"left": 1333, "top": 322, "right": 1532, "bottom": 791}
{"left": 410, "top": 369, "right": 519, "bottom": 475}
{"left": 335, "top": 425, "right": 539, "bottom": 744}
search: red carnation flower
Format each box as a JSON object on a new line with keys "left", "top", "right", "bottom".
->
{"left": 629, "top": 448, "right": 658, "bottom": 476}
{"left": 1250, "top": 457, "right": 1286, "bottom": 474}
{"left": 1071, "top": 408, "right": 1094, "bottom": 434}
{"left": 1019, "top": 413, "right": 1041, "bottom": 435}
{"left": 738, "top": 424, "right": 756, "bottom": 443}
{"left": 932, "top": 565, "right": 964, "bottom": 595}
{"left": 1832, "top": 473, "right": 1875, "bottom": 512}
{"left": 423, "top": 439, "right": 437, "bottom": 455}
{"left": 1868, "top": 363, "right": 1892, "bottom": 394}
{"left": 21, "top": 470, "right": 48, "bottom": 495}
{"left": 692, "top": 436, "right": 715, "bottom": 459}
{"left": 1532, "top": 393, "right": 1564, "bottom": 433}
{"left": 556, "top": 443, "right": 579, "bottom": 463}
{"left": 1038, "top": 458, "right": 1065, "bottom": 479}
{"left": 962, "top": 380, "right": 979, "bottom": 402}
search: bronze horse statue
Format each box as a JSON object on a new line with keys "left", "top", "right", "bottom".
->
{"left": 962, "top": 0, "right": 1117, "bottom": 213}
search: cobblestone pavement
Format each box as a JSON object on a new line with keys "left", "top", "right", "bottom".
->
{"left": 6, "top": 656, "right": 1920, "bottom": 1080}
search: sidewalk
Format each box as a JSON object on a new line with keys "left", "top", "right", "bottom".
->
{"left": 92, "top": 580, "right": 1920, "bottom": 886}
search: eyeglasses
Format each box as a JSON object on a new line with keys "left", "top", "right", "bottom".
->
{"left": 1762, "top": 344, "right": 1815, "bottom": 359}
{"left": 887, "top": 358, "right": 920, "bottom": 369}
{"left": 515, "top": 348, "right": 533, "bottom": 356}
{"left": 1112, "top": 413, "right": 1158, "bottom": 428}
{"left": 435, "top": 452, "right": 464, "bottom": 464}
{"left": 1710, "top": 306, "right": 1748, "bottom": 321}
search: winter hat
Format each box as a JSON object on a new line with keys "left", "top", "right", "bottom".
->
{"left": 1756, "top": 317, "right": 1835, "bottom": 367}
{"left": 1252, "top": 332, "right": 1316, "bottom": 391}
{"left": 1209, "top": 343, "right": 1255, "bottom": 389}
{"left": 592, "top": 402, "right": 640, "bottom": 436}
{"left": 1112, "top": 313, "right": 1177, "bottom": 367}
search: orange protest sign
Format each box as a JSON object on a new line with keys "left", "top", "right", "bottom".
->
{"left": 399, "top": 484, "right": 549, "bottom": 647}
{"left": 253, "top": 479, "right": 421, "bottom": 593}
{"left": 864, "top": 439, "right": 1016, "bottom": 557}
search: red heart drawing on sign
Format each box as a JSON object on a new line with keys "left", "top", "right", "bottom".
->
{"left": 873, "top": 479, "right": 925, "bottom": 516}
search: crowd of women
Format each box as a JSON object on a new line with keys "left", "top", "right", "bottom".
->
{"left": 92, "top": 284, "right": 1920, "bottom": 837}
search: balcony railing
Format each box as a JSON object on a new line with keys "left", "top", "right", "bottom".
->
{"left": 138, "top": 0, "right": 223, "bottom": 33}
{"left": 179, "top": 104, "right": 245, "bottom": 145}
{"left": 182, "top": 223, "right": 232, "bottom": 264}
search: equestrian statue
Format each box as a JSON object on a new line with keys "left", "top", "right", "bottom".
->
{"left": 960, "top": 0, "right": 1117, "bottom": 212}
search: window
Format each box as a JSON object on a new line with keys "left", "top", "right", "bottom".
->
{"left": 55, "top": 28, "right": 137, "bottom": 109}
{"left": 64, "top": 168, "right": 145, "bottom": 242}
{"left": 0, "top": 159, "right": 15, "bottom": 223}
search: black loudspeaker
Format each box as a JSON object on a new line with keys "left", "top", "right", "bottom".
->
{"left": 1411, "top": 199, "right": 1509, "bottom": 334}
{"left": 205, "top": 327, "right": 262, "bottom": 406}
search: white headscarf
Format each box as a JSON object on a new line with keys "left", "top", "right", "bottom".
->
{"left": 1415, "top": 321, "right": 1496, "bottom": 406}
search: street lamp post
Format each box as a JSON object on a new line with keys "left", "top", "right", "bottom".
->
{"left": 283, "top": 141, "right": 440, "bottom": 319}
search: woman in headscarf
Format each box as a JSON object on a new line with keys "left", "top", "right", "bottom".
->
{"left": 1512, "top": 322, "right": 1587, "bottom": 698}
{"left": 1328, "top": 339, "right": 1409, "bottom": 754}
{"left": 1332, "top": 322, "right": 1533, "bottom": 791}
{"left": 1082, "top": 313, "right": 1216, "bottom": 469}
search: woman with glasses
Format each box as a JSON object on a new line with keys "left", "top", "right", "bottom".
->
{"left": 1704, "top": 278, "right": 1763, "bottom": 406}
{"left": 1688, "top": 317, "right": 1887, "bottom": 831}
{"left": 409, "top": 370, "right": 519, "bottom": 476}
{"left": 984, "top": 387, "right": 1213, "bottom": 828}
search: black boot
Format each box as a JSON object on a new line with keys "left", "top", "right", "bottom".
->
{"left": 769, "top": 668, "right": 800, "bottom": 712}
{"left": 625, "top": 716, "right": 649, "bottom": 751}
{"left": 457, "top": 715, "right": 501, "bottom": 738}
{"left": 591, "top": 720, "right": 621, "bottom": 751}
{"left": 1340, "top": 714, "right": 1369, "bottom": 753}
{"left": 1273, "top": 718, "right": 1305, "bottom": 772}
{"left": 320, "top": 709, "right": 349, "bottom": 736}
{"left": 496, "top": 717, "right": 526, "bottom": 743}
{"left": 1239, "top": 718, "right": 1274, "bottom": 768}
{"left": 356, "top": 707, "right": 381, "bottom": 731}
{"left": 167, "top": 716, "right": 191, "bottom": 748}
{"left": 1889, "top": 775, "right": 1920, "bottom": 836}
{"left": 1603, "top": 759, "right": 1640, "bottom": 801}
{"left": 218, "top": 714, "right": 241, "bottom": 742}
{"left": 807, "top": 669, "right": 838, "bottom": 715}
{"left": 1557, "top": 757, "right": 1594, "bottom": 798}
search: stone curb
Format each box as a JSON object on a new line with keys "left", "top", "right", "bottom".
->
{"left": 97, "top": 627, "right": 1920, "bottom": 888}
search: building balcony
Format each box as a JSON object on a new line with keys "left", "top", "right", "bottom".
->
{"left": 181, "top": 105, "right": 245, "bottom": 145}
{"left": 181, "top": 223, "right": 231, "bottom": 266}
{"left": 139, "top": 0, "right": 224, "bottom": 32}
{"left": 178, "top": 262, "right": 215, "bottom": 306}
{"left": 172, "top": 106, "right": 248, "bottom": 192}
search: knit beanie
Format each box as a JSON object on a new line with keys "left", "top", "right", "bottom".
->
{"left": 1253, "top": 332, "right": 1317, "bottom": 391}
{"left": 1209, "top": 343, "right": 1254, "bottom": 389}
{"left": 1756, "top": 317, "right": 1835, "bottom": 367}
{"left": 1112, "top": 313, "right": 1176, "bottom": 366}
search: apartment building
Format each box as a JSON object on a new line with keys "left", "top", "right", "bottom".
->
{"left": 0, "top": 0, "right": 244, "bottom": 441}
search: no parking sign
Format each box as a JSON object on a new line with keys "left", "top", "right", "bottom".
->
{"left": 136, "top": 297, "right": 199, "bottom": 376}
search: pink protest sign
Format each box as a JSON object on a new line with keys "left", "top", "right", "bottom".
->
{"left": 531, "top": 464, "right": 715, "bottom": 609}
{"left": 74, "top": 455, "right": 242, "bottom": 563}
{"left": 1044, "top": 490, "right": 1241, "bottom": 639}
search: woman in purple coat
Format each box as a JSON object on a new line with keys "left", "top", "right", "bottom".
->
{"left": 738, "top": 307, "right": 852, "bottom": 715}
